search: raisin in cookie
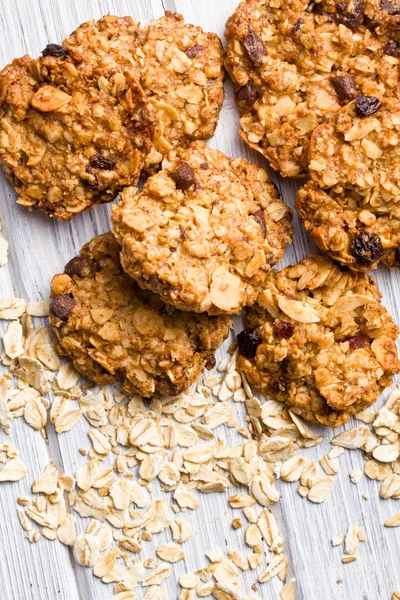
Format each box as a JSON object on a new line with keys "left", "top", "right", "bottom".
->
{"left": 49, "top": 233, "right": 231, "bottom": 397}
{"left": 237, "top": 255, "right": 400, "bottom": 428}
{"left": 225, "top": 0, "right": 399, "bottom": 177}
{"left": 0, "top": 52, "right": 155, "bottom": 220}
{"left": 112, "top": 141, "right": 293, "bottom": 315}
{"left": 296, "top": 98, "right": 400, "bottom": 270}
{"left": 63, "top": 12, "right": 225, "bottom": 172}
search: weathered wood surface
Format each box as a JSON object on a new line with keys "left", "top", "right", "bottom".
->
{"left": 0, "top": 1, "right": 399, "bottom": 599}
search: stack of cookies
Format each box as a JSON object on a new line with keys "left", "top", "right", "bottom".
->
{"left": 226, "top": 0, "right": 400, "bottom": 426}
{"left": 0, "top": 5, "right": 399, "bottom": 427}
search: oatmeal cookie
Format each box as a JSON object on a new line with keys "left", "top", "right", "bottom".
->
{"left": 224, "top": 0, "right": 399, "bottom": 177}
{"left": 63, "top": 12, "right": 225, "bottom": 172}
{"left": 112, "top": 141, "right": 293, "bottom": 315}
{"left": 237, "top": 255, "right": 400, "bottom": 428}
{"left": 0, "top": 52, "right": 155, "bottom": 220}
{"left": 296, "top": 98, "right": 400, "bottom": 270}
{"left": 49, "top": 233, "right": 231, "bottom": 397}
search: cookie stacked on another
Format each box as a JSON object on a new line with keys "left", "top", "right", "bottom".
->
{"left": 0, "top": 11, "right": 225, "bottom": 219}
{"left": 225, "top": 0, "right": 399, "bottom": 177}
{"left": 111, "top": 141, "right": 293, "bottom": 314}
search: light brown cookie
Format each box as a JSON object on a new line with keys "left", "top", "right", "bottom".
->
{"left": 49, "top": 233, "right": 231, "bottom": 397}
{"left": 63, "top": 12, "right": 225, "bottom": 172}
{"left": 236, "top": 254, "right": 400, "bottom": 428}
{"left": 112, "top": 141, "right": 293, "bottom": 315}
{"left": 225, "top": 0, "right": 399, "bottom": 177}
{"left": 0, "top": 51, "right": 155, "bottom": 220}
{"left": 296, "top": 98, "right": 400, "bottom": 270}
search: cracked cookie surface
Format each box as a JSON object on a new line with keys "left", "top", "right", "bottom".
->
{"left": 0, "top": 53, "right": 155, "bottom": 220}
{"left": 237, "top": 255, "right": 400, "bottom": 428}
{"left": 296, "top": 98, "right": 400, "bottom": 270}
{"left": 225, "top": 0, "right": 400, "bottom": 177}
{"left": 63, "top": 12, "right": 225, "bottom": 172}
{"left": 112, "top": 141, "right": 293, "bottom": 315}
{"left": 49, "top": 233, "right": 231, "bottom": 397}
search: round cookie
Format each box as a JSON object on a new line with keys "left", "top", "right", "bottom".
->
{"left": 63, "top": 12, "right": 225, "bottom": 172}
{"left": 236, "top": 254, "right": 400, "bottom": 428}
{"left": 296, "top": 98, "right": 400, "bottom": 270}
{"left": 49, "top": 233, "right": 231, "bottom": 397}
{"left": 0, "top": 52, "right": 155, "bottom": 220}
{"left": 225, "top": 0, "right": 400, "bottom": 177}
{"left": 111, "top": 141, "right": 293, "bottom": 315}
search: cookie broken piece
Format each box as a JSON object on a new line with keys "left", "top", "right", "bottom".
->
{"left": 236, "top": 255, "right": 400, "bottom": 428}
{"left": 49, "top": 233, "right": 231, "bottom": 397}
{"left": 224, "top": 0, "right": 399, "bottom": 177}
{"left": 112, "top": 141, "right": 293, "bottom": 314}
{"left": 296, "top": 98, "right": 400, "bottom": 270}
{"left": 63, "top": 12, "right": 225, "bottom": 172}
{"left": 0, "top": 53, "right": 155, "bottom": 220}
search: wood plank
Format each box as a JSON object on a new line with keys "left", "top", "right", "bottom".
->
{"left": 0, "top": 0, "right": 399, "bottom": 599}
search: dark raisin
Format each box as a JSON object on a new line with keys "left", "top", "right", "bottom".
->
{"left": 185, "top": 44, "right": 202, "bottom": 58}
{"left": 380, "top": 0, "right": 400, "bottom": 14}
{"left": 350, "top": 231, "right": 383, "bottom": 266}
{"left": 236, "top": 80, "right": 259, "bottom": 107}
{"left": 42, "top": 44, "right": 68, "bottom": 59}
{"left": 50, "top": 295, "right": 75, "bottom": 321}
{"left": 200, "top": 163, "right": 209, "bottom": 170}
{"left": 89, "top": 155, "right": 116, "bottom": 170}
{"left": 292, "top": 18, "right": 304, "bottom": 32}
{"left": 394, "top": 246, "right": 400, "bottom": 266}
{"left": 355, "top": 96, "right": 382, "bottom": 118}
{"left": 331, "top": 75, "right": 357, "bottom": 102}
{"left": 169, "top": 247, "right": 177, "bottom": 253}
{"left": 179, "top": 225, "right": 189, "bottom": 241}
{"left": 170, "top": 161, "right": 196, "bottom": 190}
{"left": 384, "top": 40, "right": 400, "bottom": 56}
{"left": 272, "top": 375, "right": 290, "bottom": 392}
{"left": 237, "top": 328, "right": 262, "bottom": 358}
{"left": 205, "top": 354, "right": 216, "bottom": 370}
{"left": 65, "top": 256, "right": 97, "bottom": 279}
{"left": 347, "top": 335, "right": 367, "bottom": 350}
{"left": 334, "top": 0, "right": 364, "bottom": 28}
{"left": 252, "top": 210, "right": 266, "bottom": 238}
{"left": 274, "top": 321, "right": 296, "bottom": 339}
{"left": 242, "top": 27, "right": 266, "bottom": 66}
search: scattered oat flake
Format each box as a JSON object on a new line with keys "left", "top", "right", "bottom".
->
{"left": 384, "top": 513, "right": 400, "bottom": 527}
{"left": 26, "top": 301, "right": 50, "bottom": 317}
{"left": 344, "top": 525, "right": 359, "bottom": 556}
{"left": 331, "top": 534, "right": 343, "bottom": 547}
{"left": 259, "top": 554, "right": 287, "bottom": 583}
{"left": 0, "top": 455, "right": 27, "bottom": 482}
{"left": 308, "top": 476, "right": 334, "bottom": 503}
{"left": 0, "top": 235, "right": 8, "bottom": 266}
{"left": 349, "top": 470, "right": 363, "bottom": 484}
{"left": 280, "top": 578, "right": 296, "bottom": 600}
{"left": 0, "top": 298, "right": 25, "bottom": 319}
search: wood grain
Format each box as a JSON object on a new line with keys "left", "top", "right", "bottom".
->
{"left": 0, "top": 1, "right": 399, "bottom": 599}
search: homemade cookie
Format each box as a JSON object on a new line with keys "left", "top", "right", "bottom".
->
{"left": 236, "top": 255, "right": 400, "bottom": 428}
{"left": 0, "top": 52, "right": 155, "bottom": 220}
{"left": 49, "top": 233, "right": 231, "bottom": 397}
{"left": 112, "top": 141, "right": 293, "bottom": 314}
{"left": 296, "top": 98, "right": 400, "bottom": 270}
{"left": 225, "top": 0, "right": 399, "bottom": 177}
{"left": 63, "top": 12, "right": 225, "bottom": 172}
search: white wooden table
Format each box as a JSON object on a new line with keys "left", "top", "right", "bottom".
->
{"left": 0, "top": 1, "right": 399, "bottom": 599}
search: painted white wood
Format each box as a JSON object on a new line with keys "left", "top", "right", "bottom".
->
{"left": 0, "top": 1, "right": 399, "bottom": 599}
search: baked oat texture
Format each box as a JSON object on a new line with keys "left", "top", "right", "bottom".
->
{"left": 0, "top": 52, "right": 155, "bottom": 220}
{"left": 296, "top": 98, "right": 400, "bottom": 270}
{"left": 63, "top": 12, "right": 225, "bottom": 172}
{"left": 112, "top": 141, "right": 293, "bottom": 315}
{"left": 236, "top": 254, "right": 400, "bottom": 428}
{"left": 49, "top": 233, "right": 231, "bottom": 397}
{"left": 224, "top": 0, "right": 400, "bottom": 177}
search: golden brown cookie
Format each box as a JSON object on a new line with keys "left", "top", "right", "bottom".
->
{"left": 225, "top": 0, "right": 399, "bottom": 177}
{"left": 0, "top": 51, "right": 155, "bottom": 220}
{"left": 63, "top": 12, "right": 225, "bottom": 172}
{"left": 49, "top": 233, "right": 231, "bottom": 397}
{"left": 296, "top": 98, "right": 400, "bottom": 270}
{"left": 236, "top": 255, "right": 400, "bottom": 428}
{"left": 112, "top": 141, "right": 293, "bottom": 315}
